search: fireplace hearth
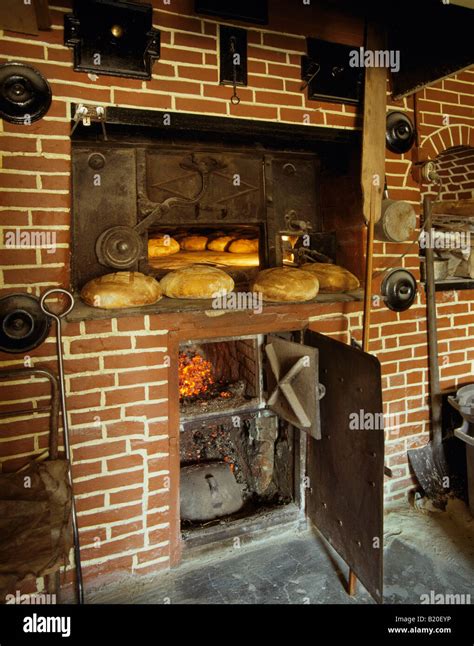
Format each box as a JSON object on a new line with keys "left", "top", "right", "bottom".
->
{"left": 178, "top": 334, "right": 294, "bottom": 532}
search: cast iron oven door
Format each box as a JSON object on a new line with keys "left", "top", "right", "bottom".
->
{"left": 265, "top": 331, "right": 384, "bottom": 603}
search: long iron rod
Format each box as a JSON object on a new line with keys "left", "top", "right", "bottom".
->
{"left": 40, "top": 289, "right": 84, "bottom": 605}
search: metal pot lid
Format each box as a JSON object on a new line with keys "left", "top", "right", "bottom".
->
{"left": 455, "top": 384, "right": 474, "bottom": 408}
{"left": 0, "top": 293, "right": 51, "bottom": 353}
{"left": 386, "top": 111, "right": 416, "bottom": 154}
{"left": 0, "top": 62, "right": 52, "bottom": 125}
{"left": 381, "top": 268, "right": 417, "bottom": 312}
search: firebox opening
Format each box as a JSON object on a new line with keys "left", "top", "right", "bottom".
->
{"left": 179, "top": 335, "right": 296, "bottom": 536}
{"left": 147, "top": 224, "right": 262, "bottom": 276}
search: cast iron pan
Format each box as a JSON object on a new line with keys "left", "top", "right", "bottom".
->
{"left": 0, "top": 293, "right": 51, "bottom": 353}
{"left": 0, "top": 62, "right": 52, "bottom": 124}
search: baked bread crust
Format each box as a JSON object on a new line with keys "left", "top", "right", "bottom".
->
{"left": 301, "top": 263, "right": 360, "bottom": 292}
{"left": 81, "top": 271, "right": 162, "bottom": 309}
{"left": 252, "top": 267, "right": 319, "bottom": 302}
{"left": 160, "top": 265, "right": 235, "bottom": 299}
{"left": 181, "top": 236, "right": 209, "bottom": 251}
{"left": 148, "top": 236, "right": 180, "bottom": 257}
{"left": 228, "top": 239, "right": 259, "bottom": 254}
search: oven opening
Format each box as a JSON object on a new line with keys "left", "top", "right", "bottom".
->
{"left": 179, "top": 335, "right": 296, "bottom": 538}
{"left": 147, "top": 224, "right": 263, "bottom": 277}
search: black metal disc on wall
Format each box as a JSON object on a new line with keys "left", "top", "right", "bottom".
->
{"left": 385, "top": 111, "right": 416, "bottom": 154}
{"left": 0, "top": 62, "right": 52, "bottom": 124}
{"left": 0, "top": 294, "right": 51, "bottom": 353}
{"left": 381, "top": 268, "right": 418, "bottom": 312}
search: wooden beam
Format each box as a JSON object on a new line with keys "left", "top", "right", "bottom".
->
{"left": 33, "top": 0, "right": 52, "bottom": 30}
{"left": 360, "top": 22, "right": 387, "bottom": 223}
{"left": 432, "top": 200, "right": 474, "bottom": 217}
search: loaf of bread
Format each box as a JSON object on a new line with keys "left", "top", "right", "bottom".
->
{"left": 181, "top": 235, "right": 208, "bottom": 251}
{"left": 81, "top": 272, "right": 162, "bottom": 309}
{"left": 228, "top": 239, "right": 259, "bottom": 254}
{"left": 160, "top": 265, "right": 235, "bottom": 299}
{"left": 148, "top": 236, "right": 180, "bottom": 257}
{"left": 207, "top": 236, "right": 235, "bottom": 252}
{"left": 301, "top": 263, "right": 360, "bottom": 292}
{"left": 252, "top": 267, "right": 319, "bottom": 302}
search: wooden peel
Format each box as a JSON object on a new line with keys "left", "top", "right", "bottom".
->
{"left": 351, "top": 18, "right": 387, "bottom": 596}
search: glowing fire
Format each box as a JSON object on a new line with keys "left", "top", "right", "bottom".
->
{"left": 179, "top": 352, "right": 214, "bottom": 399}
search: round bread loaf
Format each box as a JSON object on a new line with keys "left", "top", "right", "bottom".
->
{"left": 148, "top": 236, "right": 180, "bottom": 257}
{"left": 228, "top": 239, "right": 259, "bottom": 254}
{"left": 81, "top": 272, "right": 162, "bottom": 309}
{"left": 207, "top": 236, "right": 235, "bottom": 252}
{"left": 301, "top": 263, "right": 360, "bottom": 293}
{"left": 181, "top": 235, "right": 208, "bottom": 251}
{"left": 160, "top": 265, "right": 234, "bottom": 299}
{"left": 252, "top": 267, "right": 319, "bottom": 302}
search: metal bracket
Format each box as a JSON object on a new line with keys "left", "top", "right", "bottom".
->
{"left": 71, "top": 103, "right": 107, "bottom": 140}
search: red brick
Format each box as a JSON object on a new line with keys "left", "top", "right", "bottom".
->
{"left": 130, "top": 438, "right": 169, "bottom": 454}
{"left": 80, "top": 533, "right": 144, "bottom": 561}
{"left": 69, "top": 336, "right": 131, "bottom": 355}
{"left": 69, "top": 373, "right": 115, "bottom": 393}
{"left": 81, "top": 503, "right": 143, "bottom": 529}
{"left": 111, "top": 520, "right": 144, "bottom": 539}
{"left": 109, "top": 487, "right": 144, "bottom": 505}
{"left": 70, "top": 406, "right": 121, "bottom": 427}
{"left": 1, "top": 191, "right": 69, "bottom": 209}
{"left": 0, "top": 210, "right": 29, "bottom": 226}
{"left": 74, "top": 470, "right": 143, "bottom": 495}
{"left": 175, "top": 97, "right": 226, "bottom": 114}
{"left": 174, "top": 32, "right": 216, "bottom": 50}
{"left": 106, "top": 420, "right": 145, "bottom": 438}
{"left": 0, "top": 173, "right": 37, "bottom": 189}
{"left": 229, "top": 103, "right": 278, "bottom": 120}
{"left": 114, "top": 90, "right": 172, "bottom": 110}
{"left": 1, "top": 136, "right": 38, "bottom": 153}
{"left": 1, "top": 437, "right": 35, "bottom": 457}
{"left": 73, "top": 460, "right": 104, "bottom": 480}
{"left": 73, "top": 440, "right": 126, "bottom": 462}
{"left": 255, "top": 90, "right": 302, "bottom": 107}
{"left": 125, "top": 402, "right": 167, "bottom": 418}
{"left": 135, "top": 543, "right": 168, "bottom": 565}
{"left": 177, "top": 65, "right": 218, "bottom": 83}
{"left": 67, "top": 391, "right": 101, "bottom": 411}
{"left": 107, "top": 454, "right": 143, "bottom": 471}
{"left": 267, "top": 63, "right": 299, "bottom": 80}
{"left": 74, "top": 490, "right": 104, "bottom": 513}
{"left": 104, "top": 353, "right": 163, "bottom": 370}
{"left": 262, "top": 33, "right": 305, "bottom": 52}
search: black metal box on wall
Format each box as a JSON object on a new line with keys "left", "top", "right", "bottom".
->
{"left": 64, "top": 0, "right": 160, "bottom": 80}
{"left": 302, "top": 38, "right": 363, "bottom": 105}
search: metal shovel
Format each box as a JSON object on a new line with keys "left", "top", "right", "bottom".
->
{"left": 40, "top": 288, "right": 84, "bottom": 604}
{"left": 408, "top": 197, "right": 449, "bottom": 505}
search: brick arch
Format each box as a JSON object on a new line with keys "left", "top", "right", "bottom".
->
{"left": 420, "top": 124, "right": 474, "bottom": 159}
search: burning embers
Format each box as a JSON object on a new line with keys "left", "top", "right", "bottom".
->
{"left": 179, "top": 351, "right": 232, "bottom": 402}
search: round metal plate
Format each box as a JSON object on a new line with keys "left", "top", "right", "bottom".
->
{"left": 95, "top": 226, "right": 143, "bottom": 269}
{"left": 0, "top": 62, "right": 52, "bottom": 124}
{"left": 0, "top": 293, "right": 51, "bottom": 353}
{"left": 381, "top": 268, "right": 417, "bottom": 312}
{"left": 386, "top": 111, "right": 415, "bottom": 154}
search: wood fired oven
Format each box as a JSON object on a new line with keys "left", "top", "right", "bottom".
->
{"left": 69, "top": 108, "right": 362, "bottom": 296}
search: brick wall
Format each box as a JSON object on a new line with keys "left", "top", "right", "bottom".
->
{"left": 1, "top": 0, "right": 474, "bottom": 595}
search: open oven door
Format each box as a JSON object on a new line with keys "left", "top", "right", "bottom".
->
{"left": 263, "top": 331, "right": 384, "bottom": 603}
{"left": 304, "top": 330, "right": 384, "bottom": 603}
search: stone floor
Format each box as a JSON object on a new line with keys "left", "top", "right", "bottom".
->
{"left": 88, "top": 498, "right": 474, "bottom": 604}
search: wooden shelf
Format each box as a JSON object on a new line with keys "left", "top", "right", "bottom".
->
{"left": 432, "top": 199, "right": 474, "bottom": 218}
